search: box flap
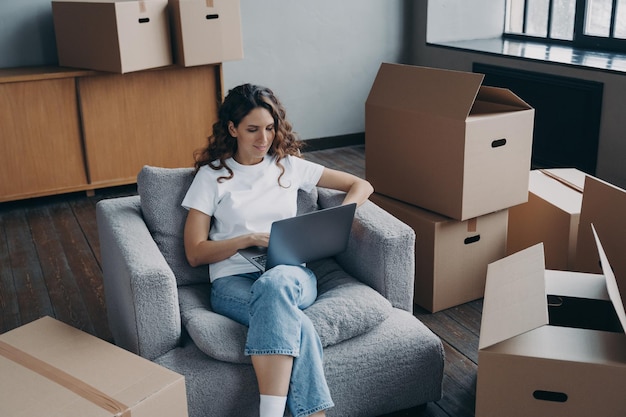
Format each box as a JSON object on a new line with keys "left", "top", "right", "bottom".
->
{"left": 366, "top": 63, "right": 483, "bottom": 120}
{"left": 479, "top": 243, "right": 549, "bottom": 350}
{"left": 545, "top": 269, "right": 609, "bottom": 300}
{"left": 575, "top": 176, "right": 626, "bottom": 283}
{"left": 593, "top": 225, "right": 626, "bottom": 332}
{"left": 475, "top": 85, "right": 532, "bottom": 110}
{"left": 529, "top": 169, "right": 583, "bottom": 215}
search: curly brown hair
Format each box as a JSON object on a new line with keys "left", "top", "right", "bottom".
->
{"left": 194, "top": 84, "right": 303, "bottom": 184}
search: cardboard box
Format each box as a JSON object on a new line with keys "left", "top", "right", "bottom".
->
{"left": 52, "top": 0, "right": 173, "bottom": 73}
{"left": 169, "top": 0, "right": 244, "bottom": 66}
{"left": 0, "top": 317, "right": 188, "bottom": 417}
{"left": 370, "top": 192, "right": 508, "bottom": 312}
{"left": 507, "top": 168, "right": 587, "bottom": 270}
{"left": 365, "top": 63, "right": 535, "bottom": 221}
{"left": 575, "top": 176, "right": 626, "bottom": 293}
{"left": 476, "top": 228, "right": 626, "bottom": 417}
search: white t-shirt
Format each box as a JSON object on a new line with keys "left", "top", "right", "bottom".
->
{"left": 182, "top": 154, "right": 324, "bottom": 281}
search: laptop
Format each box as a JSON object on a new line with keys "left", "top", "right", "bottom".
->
{"left": 238, "top": 203, "right": 357, "bottom": 272}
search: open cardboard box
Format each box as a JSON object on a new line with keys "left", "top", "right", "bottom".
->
{"left": 370, "top": 192, "right": 508, "bottom": 312}
{"left": 476, "top": 226, "right": 626, "bottom": 417}
{"left": 507, "top": 168, "right": 587, "bottom": 270}
{"left": 0, "top": 317, "right": 188, "bottom": 416}
{"left": 365, "top": 63, "right": 535, "bottom": 221}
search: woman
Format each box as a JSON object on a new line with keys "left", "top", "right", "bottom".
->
{"left": 182, "top": 83, "right": 373, "bottom": 417}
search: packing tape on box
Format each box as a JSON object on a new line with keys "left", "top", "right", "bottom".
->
{"left": 467, "top": 217, "right": 477, "bottom": 233}
{"left": 0, "top": 340, "right": 131, "bottom": 416}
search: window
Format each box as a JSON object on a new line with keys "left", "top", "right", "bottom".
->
{"left": 505, "top": 0, "right": 626, "bottom": 53}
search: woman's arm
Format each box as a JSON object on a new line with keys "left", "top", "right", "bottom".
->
{"left": 316, "top": 167, "right": 374, "bottom": 207}
{"left": 183, "top": 208, "right": 269, "bottom": 267}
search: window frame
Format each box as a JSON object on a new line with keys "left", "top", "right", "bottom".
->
{"left": 503, "top": 0, "right": 626, "bottom": 53}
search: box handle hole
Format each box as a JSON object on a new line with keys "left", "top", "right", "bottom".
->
{"left": 533, "top": 390, "right": 568, "bottom": 403}
{"left": 464, "top": 235, "right": 480, "bottom": 245}
{"left": 138, "top": 18, "right": 150, "bottom": 23}
{"left": 491, "top": 138, "right": 507, "bottom": 148}
{"left": 206, "top": 14, "right": 219, "bottom": 20}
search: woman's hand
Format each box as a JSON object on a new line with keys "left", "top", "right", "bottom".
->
{"left": 247, "top": 232, "right": 270, "bottom": 248}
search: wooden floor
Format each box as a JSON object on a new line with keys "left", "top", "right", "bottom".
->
{"left": 0, "top": 145, "right": 479, "bottom": 417}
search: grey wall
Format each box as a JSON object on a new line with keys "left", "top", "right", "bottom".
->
{"left": 222, "top": 0, "right": 408, "bottom": 140}
{"left": 0, "top": 0, "right": 58, "bottom": 67}
{"left": 0, "top": 0, "right": 408, "bottom": 142}
{"left": 415, "top": 0, "right": 626, "bottom": 189}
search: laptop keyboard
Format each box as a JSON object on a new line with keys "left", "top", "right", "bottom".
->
{"left": 252, "top": 254, "right": 267, "bottom": 268}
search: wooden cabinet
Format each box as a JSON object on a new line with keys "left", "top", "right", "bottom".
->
{"left": 79, "top": 65, "right": 220, "bottom": 186}
{"left": 0, "top": 69, "right": 88, "bottom": 200}
{"left": 0, "top": 65, "right": 221, "bottom": 202}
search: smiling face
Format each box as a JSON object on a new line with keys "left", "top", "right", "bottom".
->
{"left": 228, "top": 107, "right": 276, "bottom": 165}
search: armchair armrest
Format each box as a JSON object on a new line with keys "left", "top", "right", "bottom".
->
{"left": 96, "top": 195, "right": 181, "bottom": 360}
{"left": 317, "top": 188, "right": 416, "bottom": 312}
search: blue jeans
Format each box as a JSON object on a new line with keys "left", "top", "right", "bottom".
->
{"left": 210, "top": 265, "right": 334, "bottom": 417}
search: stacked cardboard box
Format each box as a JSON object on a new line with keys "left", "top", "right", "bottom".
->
{"left": 365, "top": 63, "right": 535, "bottom": 312}
{"left": 169, "top": 0, "right": 243, "bottom": 67}
{"left": 370, "top": 193, "right": 509, "bottom": 313}
{"left": 51, "top": 0, "right": 243, "bottom": 73}
{"left": 0, "top": 316, "right": 188, "bottom": 416}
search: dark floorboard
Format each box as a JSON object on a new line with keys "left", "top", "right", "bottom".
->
{"left": 0, "top": 145, "right": 478, "bottom": 417}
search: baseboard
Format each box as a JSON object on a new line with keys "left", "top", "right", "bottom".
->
{"left": 301, "top": 133, "right": 364, "bottom": 152}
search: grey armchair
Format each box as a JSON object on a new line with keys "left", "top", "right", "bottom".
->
{"left": 96, "top": 166, "right": 444, "bottom": 417}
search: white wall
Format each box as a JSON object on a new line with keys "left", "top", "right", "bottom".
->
{"left": 415, "top": 0, "right": 626, "bottom": 189}
{"left": 222, "top": 0, "right": 406, "bottom": 140}
{"left": 426, "top": 0, "right": 504, "bottom": 43}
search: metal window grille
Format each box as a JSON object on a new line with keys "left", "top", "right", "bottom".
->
{"left": 504, "top": 0, "right": 626, "bottom": 53}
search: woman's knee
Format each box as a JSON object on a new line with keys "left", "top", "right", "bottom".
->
{"left": 251, "top": 272, "right": 296, "bottom": 304}
{"left": 253, "top": 265, "right": 302, "bottom": 291}
{"left": 252, "top": 266, "right": 317, "bottom": 307}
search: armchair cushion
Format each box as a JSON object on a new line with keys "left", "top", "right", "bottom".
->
{"left": 178, "top": 284, "right": 249, "bottom": 363}
{"left": 305, "top": 258, "right": 393, "bottom": 347}
{"left": 137, "top": 166, "right": 207, "bottom": 286}
{"left": 179, "top": 258, "right": 393, "bottom": 364}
